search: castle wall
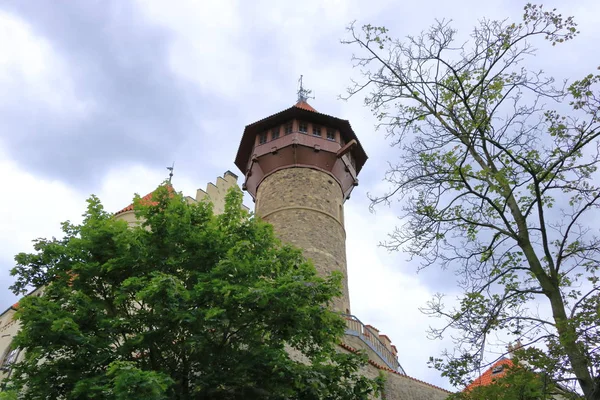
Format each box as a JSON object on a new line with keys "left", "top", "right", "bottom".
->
{"left": 196, "top": 171, "right": 249, "bottom": 215}
{"left": 382, "top": 369, "right": 450, "bottom": 400}
{"left": 343, "top": 334, "right": 392, "bottom": 370}
{"left": 255, "top": 167, "right": 350, "bottom": 313}
{"left": 0, "top": 308, "right": 23, "bottom": 382}
{"left": 336, "top": 345, "right": 451, "bottom": 400}
{"left": 0, "top": 287, "right": 44, "bottom": 382}
{"left": 114, "top": 210, "right": 138, "bottom": 226}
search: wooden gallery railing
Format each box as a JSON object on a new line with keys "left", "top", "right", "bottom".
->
{"left": 342, "top": 314, "right": 406, "bottom": 375}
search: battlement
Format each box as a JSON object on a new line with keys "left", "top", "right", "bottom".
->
{"left": 195, "top": 171, "right": 249, "bottom": 215}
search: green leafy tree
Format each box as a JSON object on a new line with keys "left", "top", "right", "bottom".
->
{"left": 344, "top": 3, "right": 599, "bottom": 398}
{"left": 448, "top": 359, "right": 578, "bottom": 400}
{"left": 5, "top": 185, "right": 382, "bottom": 399}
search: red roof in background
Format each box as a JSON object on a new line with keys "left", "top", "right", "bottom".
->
{"left": 294, "top": 100, "right": 317, "bottom": 112}
{"left": 115, "top": 185, "right": 174, "bottom": 215}
{"left": 466, "top": 358, "right": 514, "bottom": 391}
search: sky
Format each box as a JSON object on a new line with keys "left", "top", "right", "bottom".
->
{"left": 1, "top": 0, "right": 599, "bottom": 391}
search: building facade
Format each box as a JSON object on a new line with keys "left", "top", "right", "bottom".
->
{"left": 0, "top": 101, "right": 450, "bottom": 399}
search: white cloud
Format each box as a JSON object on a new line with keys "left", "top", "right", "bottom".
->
{"left": 2, "top": 0, "right": 600, "bottom": 392}
{"left": 0, "top": 149, "right": 200, "bottom": 306}
{"left": 345, "top": 199, "right": 457, "bottom": 386}
{"left": 134, "top": 0, "right": 251, "bottom": 99}
{"left": 0, "top": 11, "right": 92, "bottom": 117}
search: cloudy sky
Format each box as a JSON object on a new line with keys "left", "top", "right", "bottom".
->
{"left": 1, "top": 0, "right": 598, "bottom": 390}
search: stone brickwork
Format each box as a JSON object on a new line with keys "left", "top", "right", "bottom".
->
{"left": 255, "top": 167, "right": 350, "bottom": 313}
{"left": 338, "top": 345, "right": 450, "bottom": 400}
{"left": 382, "top": 370, "right": 450, "bottom": 400}
{"left": 288, "top": 342, "right": 450, "bottom": 399}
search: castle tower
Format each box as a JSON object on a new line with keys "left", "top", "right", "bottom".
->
{"left": 234, "top": 99, "right": 367, "bottom": 313}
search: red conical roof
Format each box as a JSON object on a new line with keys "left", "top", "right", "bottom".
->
{"left": 294, "top": 100, "right": 317, "bottom": 112}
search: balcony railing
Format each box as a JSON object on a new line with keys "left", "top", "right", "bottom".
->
{"left": 342, "top": 314, "right": 406, "bottom": 375}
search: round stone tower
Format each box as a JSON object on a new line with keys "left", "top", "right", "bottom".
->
{"left": 234, "top": 99, "right": 367, "bottom": 313}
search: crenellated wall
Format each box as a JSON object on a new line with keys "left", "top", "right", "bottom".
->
{"left": 195, "top": 170, "right": 250, "bottom": 215}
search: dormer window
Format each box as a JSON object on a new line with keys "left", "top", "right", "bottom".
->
{"left": 271, "top": 126, "right": 280, "bottom": 140}
{"left": 326, "top": 129, "right": 335, "bottom": 141}
{"left": 492, "top": 365, "right": 504, "bottom": 375}
{"left": 299, "top": 121, "right": 308, "bottom": 134}
{"left": 313, "top": 125, "right": 322, "bottom": 137}
{"left": 258, "top": 132, "right": 268, "bottom": 145}
{"left": 285, "top": 122, "right": 293, "bottom": 135}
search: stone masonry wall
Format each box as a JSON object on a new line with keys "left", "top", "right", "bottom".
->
{"left": 256, "top": 167, "right": 350, "bottom": 313}
{"left": 337, "top": 345, "right": 451, "bottom": 400}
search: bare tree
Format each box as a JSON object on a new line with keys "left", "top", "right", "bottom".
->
{"left": 343, "top": 4, "right": 599, "bottom": 398}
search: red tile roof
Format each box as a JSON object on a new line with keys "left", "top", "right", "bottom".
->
{"left": 466, "top": 358, "right": 514, "bottom": 391}
{"left": 294, "top": 100, "right": 317, "bottom": 112}
{"left": 115, "top": 184, "right": 174, "bottom": 215}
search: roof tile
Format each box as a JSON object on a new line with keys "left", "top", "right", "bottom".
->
{"left": 294, "top": 100, "right": 317, "bottom": 112}
{"left": 115, "top": 185, "right": 174, "bottom": 215}
{"left": 466, "top": 358, "right": 514, "bottom": 391}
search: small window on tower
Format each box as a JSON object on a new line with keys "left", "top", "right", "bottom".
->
{"left": 259, "top": 132, "right": 268, "bottom": 144}
{"left": 299, "top": 121, "right": 308, "bottom": 134}
{"left": 271, "top": 126, "right": 280, "bottom": 140}
{"left": 285, "top": 122, "right": 293, "bottom": 135}
{"left": 326, "top": 129, "right": 336, "bottom": 141}
{"left": 313, "top": 125, "right": 321, "bottom": 137}
{"left": 340, "top": 137, "right": 346, "bottom": 146}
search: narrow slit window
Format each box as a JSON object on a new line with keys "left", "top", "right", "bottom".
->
{"left": 313, "top": 125, "right": 322, "bottom": 137}
{"left": 298, "top": 121, "right": 308, "bottom": 134}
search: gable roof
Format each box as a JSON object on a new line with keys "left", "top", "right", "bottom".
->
{"left": 466, "top": 358, "right": 514, "bottom": 391}
{"left": 115, "top": 184, "right": 174, "bottom": 215}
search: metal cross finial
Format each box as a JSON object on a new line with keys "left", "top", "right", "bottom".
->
{"left": 166, "top": 162, "right": 174, "bottom": 183}
{"left": 297, "top": 75, "right": 314, "bottom": 103}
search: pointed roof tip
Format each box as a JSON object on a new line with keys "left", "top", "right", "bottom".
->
{"left": 294, "top": 100, "right": 317, "bottom": 112}
{"left": 115, "top": 184, "right": 175, "bottom": 215}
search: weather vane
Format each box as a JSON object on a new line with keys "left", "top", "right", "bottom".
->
{"left": 166, "top": 162, "right": 174, "bottom": 183}
{"left": 297, "top": 75, "right": 314, "bottom": 103}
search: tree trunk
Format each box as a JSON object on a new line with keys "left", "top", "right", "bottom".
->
{"left": 521, "top": 241, "right": 597, "bottom": 399}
